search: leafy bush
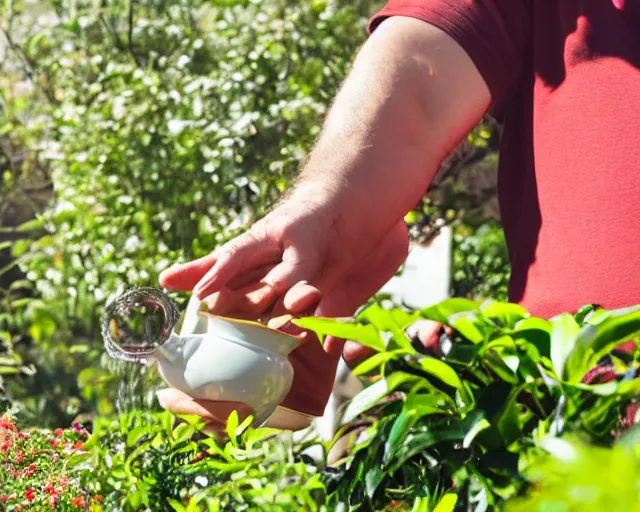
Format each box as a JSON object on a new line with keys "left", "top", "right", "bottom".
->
{"left": 0, "top": 0, "right": 371, "bottom": 424}
{"left": 0, "top": 416, "right": 93, "bottom": 510}
{"left": 295, "top": 299, "right": 640, "bottom": 509}
{"left": 3, "top": 298, "right": 640, "bottom": 511}
{"left": 1, "top": 411, "right": 325, "bottom": 511}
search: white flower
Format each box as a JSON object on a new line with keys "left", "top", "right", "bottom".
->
{"left": 124, "top": 235, "right": 142, "bottom": 253}
{"left": 176, "top": 55, "right": 190, "bottom": 69}
{"left": 94, "top": 288, "right": 105, "bottom": 301}
{"left": 112, "top": 96, "right": 126, "bottom": 120}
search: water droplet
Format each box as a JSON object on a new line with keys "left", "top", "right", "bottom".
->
{"left": 102, "top": 288, "right": 179, "bottom": 364}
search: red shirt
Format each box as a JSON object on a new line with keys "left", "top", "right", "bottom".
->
{"left": 370, "top": 0, "right": 640, "bottom": 319}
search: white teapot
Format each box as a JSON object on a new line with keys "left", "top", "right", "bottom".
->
{"left": 103, "top": 289, "right": 303, "bottom": 426}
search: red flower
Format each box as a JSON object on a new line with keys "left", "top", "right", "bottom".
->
{"left": 18, "top": 432, "right": 30, "bottom": 439}
{"left": 28, "top": 463, "right": 37, "bottom": 473}
{"left": 59, "top": 477, "right": 68, "bottom": 487}
{"left": 0, "top": 418, "right": 17, "bottom": 432}
{"left": 74, "top": 441, "right": 84, "bottom": 450}
{"left": 54, "top": 428, "right": 63, "bottom": 437}
{"left": 72, "top": 496, "right": 84, "bottom": 508}
{"left": 0, "top": 496, "right": 8, "bottom": 503}
{"left": 71, "top": 422, "right": 84, "bottom": 434}
{"left": 25, "top": 488, "right": 35, "bottom": 502}
{"left": 44, "top": 483, "right": 56, "bottom": 494}
{"left": 391, "top": 501, "right": 399, "bottom": 509}
{"left": 50, "top": 494, "right": 59, "bottom": 509}
{"left": 52, "top": 453, "right": 59, "bottom": 463}
{"left": 50, "top": 438, "right": 61, "bottom": 448}
{"left": 11, "top": 472, "right": 19, "bottom": 478}
{"left": 16, "top": 451, "right": 23, "bottom": 464}
{"left": 95, "top": 495, "right": 103, "bottom": 502}
{"left": 31, "top": 450, "right": 37, "bottom": 457}
{"left": 17, "top": 505, "right": 24, "bottom": 512}
{"left": 0, "top": 441, "right": 10, "bottom": 452}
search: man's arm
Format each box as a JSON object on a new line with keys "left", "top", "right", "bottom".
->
{"left": 290, "top": 15, "right": 491, "bottom": 246}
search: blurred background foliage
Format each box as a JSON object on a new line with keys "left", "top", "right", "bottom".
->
{"left": 0, "top": 0, "right": 508, "bottom": 426}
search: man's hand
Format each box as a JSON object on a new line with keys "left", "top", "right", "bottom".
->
{"left": 157, "top": 193, "right": 410, "bottom": 429}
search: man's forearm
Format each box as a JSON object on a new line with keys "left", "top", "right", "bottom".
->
{"left": 293, "top": 17, "right": 491, "bottom": 241}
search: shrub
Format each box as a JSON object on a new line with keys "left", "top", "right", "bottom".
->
{"left": 3, "top": 298, "right": 640, "bottom": 510}
{"left": 296, "top": 299, "right": 640, "bottom": 509}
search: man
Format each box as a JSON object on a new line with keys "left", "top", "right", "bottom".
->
{"left": 155, "top": 0, "right": 640, "bottom": 430}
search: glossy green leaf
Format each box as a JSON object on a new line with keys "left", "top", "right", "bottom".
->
{"left": 127, "top": 427, "right": 148, "bottom": 447}
{"left": 419, "top": 298, "right": 481, "bottom": 325}
{"left": 293, "top": 317, "right": 385, "bottom": 351}
{"left": 550, "top": 313, "right": 580, "bottom": 379}
{"left": 564, "top": 309, "right": 640, "bottom": 383}
{"left": 384, "top": 393, "right": 450, "bottom": 462}
{"left": 433, "top": 494, "right": 458, "bottom": 512}
{"left": 352, "top": 350, "right": 405, "bottom": 377}
{"left": 480, "top": 300, "right": 528, "bottom": 326}
{"left": 342, "top": 372, "right": 419, "bottom": 424}
{"left": 358, "top": 304, "right": 417, "bottom": 353}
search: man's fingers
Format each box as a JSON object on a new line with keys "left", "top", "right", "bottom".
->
{"left": 159, "top": 253, "right": 218, "bottom": 291}
{"left": 261, "top": 244, "right": 320, "bottom": 294}
{"left": 194, "top": 231, "right": 281, "bottom": 299}
{"left": 283, "top": 281, "right": 322, "bottom": 313}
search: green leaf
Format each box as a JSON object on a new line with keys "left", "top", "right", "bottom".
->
{"left": 168, "top": 498, "right": 187, "bottom": 512}
{"left": 463, "top": 418, "right": 491, "bottom": 449}
{"left": 419, "top": 357, "right": 463, "bottom": 390}
{"left": 564, "top": 309, "right": 640, "bottom": 383}
{"left": 226, "top": 410, "right": 239, "bottom": 446}
{"left": 352, "top": 350, "right": 405, "bottom": 376}
{"left": 480, "top": 300, "right": 528, "bottom": 326}
{"left": 433, "top": 494, "right": 458, "bottom": 512}
{"left": 342, "top": 372, "right": 419, "bottom": 424}
{"left": 550, "top": 313, "right": 580, "bottom": 379}
{"left": 419, "top": 298, "right": 481, "bottom": 324}
{"left": 384, "top": 393, "right": 449, "bottom": 462}
{"left": 390, "top": 423, "right": 467, "bottom": 471}
{"left": 125, "top": 441, "right": 151, "bottom": 477}
{"left": 449, "top": 312, "right": 484, "bottom": 344}
{"left": 127, "top": 427, "right": 148, "bottom": 447}
{"left": 293, "top": 317, "right": 385, "bottom": 351}
{"left": 173, "top": 423, "right": 196, "bottom": 445}
{"left": 358, "top": 304, "right": 417, "bottom": 353}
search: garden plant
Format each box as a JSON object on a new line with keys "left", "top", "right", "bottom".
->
{"left": 1, "top": 0, "right": 638, "bottom": 511}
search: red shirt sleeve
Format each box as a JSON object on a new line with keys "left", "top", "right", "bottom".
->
{"left": 369, "top": 0, "right": 531, "bottom": 114}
